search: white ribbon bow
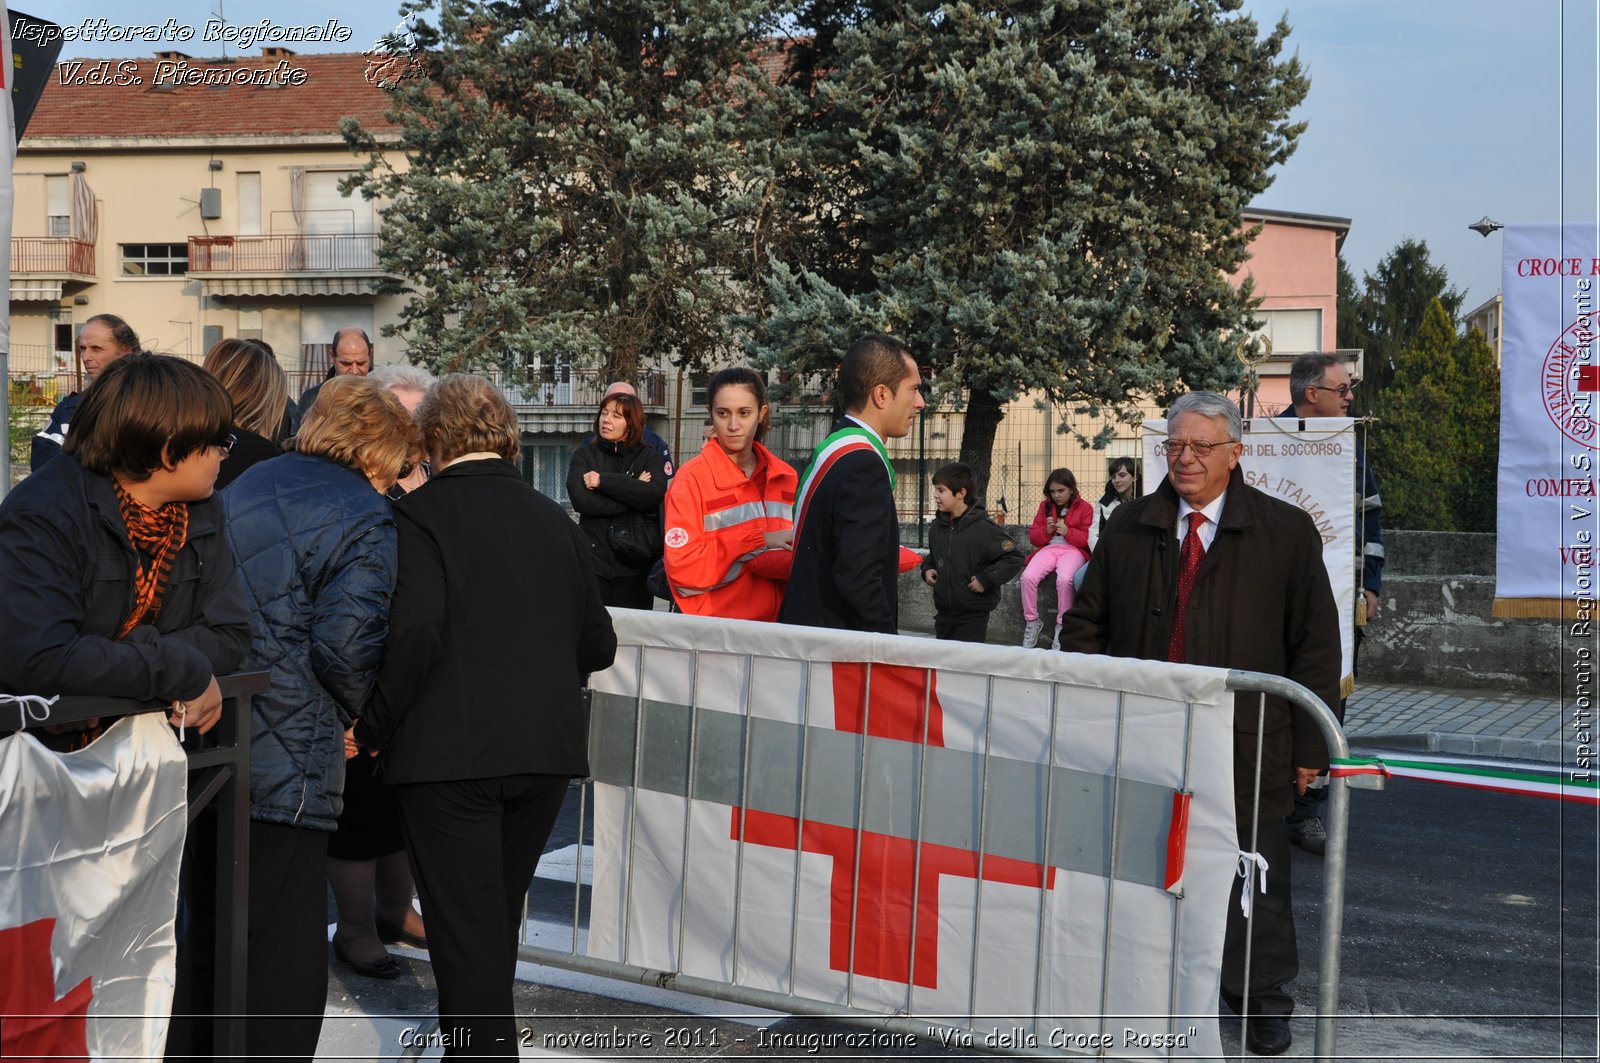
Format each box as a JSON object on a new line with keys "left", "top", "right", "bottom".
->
{"left": 1, "top": 693, "right": 60, "bottom": 729}
{"left": 1236, "top": 850, "right": 1271, "bottom": 919}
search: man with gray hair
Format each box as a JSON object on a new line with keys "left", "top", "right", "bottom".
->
{"left": 1061, "top": 390, "right": 1341, "bottom": 1056}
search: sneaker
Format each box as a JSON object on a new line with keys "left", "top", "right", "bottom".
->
{"left": 1051, "top": 623, "right": 1063, "bottom": 651}
{"left": 1287, "top": 815, "right": 1326, "bottom": 855}
{"left": 1022, "top": 619, "right": 1043, "bottom": 648}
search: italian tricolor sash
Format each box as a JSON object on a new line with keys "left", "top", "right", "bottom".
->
{"left": 792, "top": 424, "right": 893, "bottom": 543}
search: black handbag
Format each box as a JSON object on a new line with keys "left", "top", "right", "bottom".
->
{"left": 607, "top": 510, "right": 663, "bottom": 568}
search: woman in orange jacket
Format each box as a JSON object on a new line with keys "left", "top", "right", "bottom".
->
{"left": 663, "top": 367, "right": 797, "bottom": 621}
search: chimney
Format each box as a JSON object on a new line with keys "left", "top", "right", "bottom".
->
{"left": 262, "top": 47, "right": 296, "bottom": 58}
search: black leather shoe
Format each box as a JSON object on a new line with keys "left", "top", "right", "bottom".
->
{"left": 375, "top": 917, "right": 429, "bottom": 950}
{"left": 1244, "top": 1015, "right": 1291, "bottom": 1056}
{"left": 332, "top": 939, "right": 402, "bottom": 980}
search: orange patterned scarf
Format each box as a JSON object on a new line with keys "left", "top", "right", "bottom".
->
{"left": 112, "top": 480, "right": 190, "bottom": 640}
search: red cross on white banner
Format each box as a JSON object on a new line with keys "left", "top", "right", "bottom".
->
{"left": 731, "top": 663, "right": 1056, "bottom": 990}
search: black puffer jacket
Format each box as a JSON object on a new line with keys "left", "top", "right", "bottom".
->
{"left": 566, "top": 439, "right": 667, "bottom": 577}
{"left": 919, "top": 505, "right": 1024, "bottom": 614}
{"left": 222, "top": 452, "right": 396, "bottom": 831}
{"left": 0, "top": 453, "right": 250, "bottom": 706}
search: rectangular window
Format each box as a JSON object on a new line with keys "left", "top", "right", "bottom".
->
{"left": 46, "top": 175, "right": 70, "bottom": 237}
{"left": 237, "top": 307, "right": 263, "bottom": 341}
{"left": 1252, "top": 308, "right": 1322, "bottom": 355}
{"left": 121, "top": 243, "right": 189, "bottom": 277}
{"left": 238, "top": 172, "right": 261, "bottom": 236}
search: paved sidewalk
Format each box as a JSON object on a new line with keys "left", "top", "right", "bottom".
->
{"left": 1344, "top": 681, "right": 1570, "bottom": 763}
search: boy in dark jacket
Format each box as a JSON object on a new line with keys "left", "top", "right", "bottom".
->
{"left": 920, "top": 462, "right": 1024, "bottom": 642}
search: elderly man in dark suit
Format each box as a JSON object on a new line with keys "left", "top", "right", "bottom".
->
{"left": 778, "top": 334, "right": 925, "bottom": 633}
{"left": 1060, "top": 390, "right": 1341, "bottom": 1057}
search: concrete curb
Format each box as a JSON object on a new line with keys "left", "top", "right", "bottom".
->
{"left": 1351, "top": 731, "right": 1565, "bottom": 765}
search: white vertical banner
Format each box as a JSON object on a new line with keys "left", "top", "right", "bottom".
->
{"left": 1495, "top": 223, "right": 1600, "bottom": 610}
{"left": 0, "top": 714, "right": 189, "bottom": 1061}
{"left": 1143, "top": 417, "right": 1359, "bottom": 691}
{"left": 587, "top": 611, "right": 1240, "bottom": 1059}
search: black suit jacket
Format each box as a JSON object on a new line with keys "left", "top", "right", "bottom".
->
{"left": 777, "top": 420, "right": 900, "bottom": 634}
{"left": 366, "top": 458, "right": 617, "bottom": 784}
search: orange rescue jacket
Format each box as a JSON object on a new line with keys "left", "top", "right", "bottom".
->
{"left": 663, "top": 439, "right": 797, "bottom": 621}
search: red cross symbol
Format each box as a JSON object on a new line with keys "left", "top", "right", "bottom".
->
{"left": 1578, "top": 366, "right": 1600, "bottom": 392}
{"left": 732, "top": 663, "right": 1055, "bottom": 989}
{"left": 0, "top": 919, "right": 93, "bottom": 1061}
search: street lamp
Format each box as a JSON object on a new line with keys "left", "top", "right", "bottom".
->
{"left": 1468, "top": 216, "right": 1504, "bottom": 238}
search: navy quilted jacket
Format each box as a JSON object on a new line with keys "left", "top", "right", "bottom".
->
{"left": 222, "top": 452, "right": 397, "bottom": 830}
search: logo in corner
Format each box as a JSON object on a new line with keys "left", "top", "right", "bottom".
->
{"left": 1542, "top": 312, "right": 1600, "bottom": 450}
{"left": 664, "top": 527, "right": 689, "bottom": 549}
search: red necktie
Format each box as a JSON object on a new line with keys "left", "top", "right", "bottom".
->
{"left": 1166, "top": 512, "right": 1207, "bottom": 663}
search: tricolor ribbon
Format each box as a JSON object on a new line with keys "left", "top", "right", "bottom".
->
{"left": 1331, "top": 754, "right": 1599, "bottom": 804}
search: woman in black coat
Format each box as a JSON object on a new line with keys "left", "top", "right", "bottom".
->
{"left": 566, "top": 392, "right": 667, "bottom": 609}
{"left": 363, "top": 373, "right": 616, "bottom": 1058}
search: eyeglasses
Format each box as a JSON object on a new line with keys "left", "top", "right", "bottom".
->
{"left": 397, "top": 460, "right": 417, "bottom": 479}
{"left": 1313, "top": 381, "right": 1356, "bottom": 398}
{"left": 213, "top": 432, "right": 237, "bottom": 457}
{"left": 1158, "top": 438, "right": 1235, "bottom": 459}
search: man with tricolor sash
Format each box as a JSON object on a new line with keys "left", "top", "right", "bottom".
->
{"left": 779, "top": 335, "right": 925, "bottom": 633}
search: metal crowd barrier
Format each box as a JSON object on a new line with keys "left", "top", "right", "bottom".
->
{"left": 6, "top": 672, "right": 265, "bottom": 1058}
{"left": 506, "top": 624, "right": 1374, "bottom": 1061}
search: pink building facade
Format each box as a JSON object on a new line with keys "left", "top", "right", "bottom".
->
{"left": 1230, "top": 207, "right": 1357, "bottom": 413}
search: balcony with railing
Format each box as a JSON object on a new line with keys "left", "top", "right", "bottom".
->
{"left": 186, "top": 234, "right": 400, "bottom": 298}
{"left": 285, "top": 358, "right": 668, "bottom": 434}
{"left": 9, "top": 238, "right": 96, "bottom": 301}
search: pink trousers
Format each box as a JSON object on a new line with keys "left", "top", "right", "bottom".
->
{"left": 1021, "top": 542, "right": 1088, "bottom": 623}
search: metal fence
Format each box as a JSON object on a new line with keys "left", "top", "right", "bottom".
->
{"left": 487, "top": 615, "right": 1371, "bottom": 1060}
{"left": 4, "top": 672, "right": 265, "bottom": 1057}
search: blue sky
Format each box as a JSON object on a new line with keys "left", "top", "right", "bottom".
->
{"left": 27, "top": 0, "right": 1600, "bottom": 314}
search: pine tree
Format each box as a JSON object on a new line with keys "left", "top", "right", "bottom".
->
{"left": 1349, "top": 239, "right": 1465, "bottom": 416}
{"left": 748, "top": 0, "right": 1309, "bottom": 497}
{"left": 1450, "top": 323, "right": 1499, "bottom": 532}
{"left": 1372, "top": 297, "right": 1482, "bottom": 530}
{"left": 342, "top": 0, "right": 801, "bottom": 382}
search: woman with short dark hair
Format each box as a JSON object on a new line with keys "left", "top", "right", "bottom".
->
{"left": 364, "top": 373, "right": 616, "bottom": 1057}
{"left": 1, "top": 351, "right": 248, "bottom": 736}
{"left": 222, "top": 375, "right": 422, "bottom": 1061}
{"left": 566, "top": 390, "right": 667, "bottom": 608}
{"left": 0, "top": 353, "right": 250, "bottom": 1057}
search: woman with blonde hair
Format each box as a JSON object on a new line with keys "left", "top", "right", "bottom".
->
{"left": 202, "top": 337, "right": 289, "bottom": 488}
{"left": 365, "top": 373, "right": 615, "bottom": 1057}
{"left": 221, "top": 375, "right": 422, "bottom": 1061}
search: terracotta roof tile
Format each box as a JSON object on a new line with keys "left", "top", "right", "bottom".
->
{"left": 23, "top": 52, "right": 402, "bottom": 141}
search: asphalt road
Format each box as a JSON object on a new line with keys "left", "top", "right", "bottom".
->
{"left": 1292, "top": 776, "right": 1599, "bottom": 1061}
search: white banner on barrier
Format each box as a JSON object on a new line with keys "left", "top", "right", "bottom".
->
{"left": 0, "top": 713, "right": 188, "bottom": 1062}
{"left": 1496, "top": 222, "right": 1600, "bottom": 603}
{"left": 587, "top": 611, "right": 1238, "bottom": 1058}
{"left": 1143, "top": 417, "right": 1358, "bottom": 690}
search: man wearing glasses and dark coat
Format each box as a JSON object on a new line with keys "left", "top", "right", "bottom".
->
{"left": 1060, "top": 391, "right": 1342, "bottom": 1057}
{"left": 1278, "top": 353, "right": 1384, "bottom": 855}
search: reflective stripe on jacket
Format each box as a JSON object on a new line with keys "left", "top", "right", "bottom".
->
{"left": 663, "top": 439, "right": 797, "bottom": 622}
